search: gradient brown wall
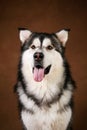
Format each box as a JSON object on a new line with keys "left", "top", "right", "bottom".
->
{"left": 0, "top": 0, "right": 87, "bottom": 130}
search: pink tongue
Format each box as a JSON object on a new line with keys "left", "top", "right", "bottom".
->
{"left": 33, "top": 68, "right": 45, "bottom": 82}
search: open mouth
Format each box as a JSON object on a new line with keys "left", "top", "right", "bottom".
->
{"left": 33, "top": 65, "right": 51, "bottom": 82}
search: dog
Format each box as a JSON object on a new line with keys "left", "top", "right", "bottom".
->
{"left": 15, "top": 28, "right": 75, "bottom": 130}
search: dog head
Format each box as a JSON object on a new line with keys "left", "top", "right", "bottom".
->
{"left": 19, "top": 28, "right": 69, "bottom": 83}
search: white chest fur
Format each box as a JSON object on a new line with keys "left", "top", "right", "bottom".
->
{"left": 18, "top": 82, "right": 72, "bottom": 130}
{"left": 21, "top": 103, "right": 72, "bottom": 130}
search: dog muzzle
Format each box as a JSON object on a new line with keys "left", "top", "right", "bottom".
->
{"left": 33, "top": 52, "right": 51, "bottom": 82}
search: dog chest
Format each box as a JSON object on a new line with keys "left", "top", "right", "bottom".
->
{"left": 21, "top": 103, "right": 72, "bottom": 130}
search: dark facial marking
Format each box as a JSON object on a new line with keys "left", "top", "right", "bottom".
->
{"left": 21, "top": 32, "right": 64, "bottom": 55}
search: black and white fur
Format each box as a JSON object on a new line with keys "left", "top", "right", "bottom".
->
{"left": 15, "top": 28, "right": 75, "bottom": 130}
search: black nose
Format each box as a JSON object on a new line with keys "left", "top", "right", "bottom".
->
{"left": 34, "top": 52, "right": 44, "bottom": 61}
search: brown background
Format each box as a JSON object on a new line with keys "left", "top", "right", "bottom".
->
{"left": 0, "top": 0, "right": 87, "bottom": 130}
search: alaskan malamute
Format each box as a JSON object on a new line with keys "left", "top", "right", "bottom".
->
{"left": 15, "top": 28, "right": 75, "bottom": 130}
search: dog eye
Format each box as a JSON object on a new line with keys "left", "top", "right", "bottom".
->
{"left": 31, "top": 45, "right": 36, "bottom": 49}
{"left": 46, "top": 45, "right": 53, "bottom": 50}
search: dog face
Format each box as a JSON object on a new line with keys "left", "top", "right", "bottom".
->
{"left": 19, "top": 29, "right": 68, "bottom": 85}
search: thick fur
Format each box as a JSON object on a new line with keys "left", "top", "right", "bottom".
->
{"left": 15, "top": 29, "right": 75, "bottom": 130}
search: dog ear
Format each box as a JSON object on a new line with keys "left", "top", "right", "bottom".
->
{"left": 56, "top": 29, "right": 70, "bottom": 47}
{"left": 18, "top": 28, "right": 32, "bottom": 44}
